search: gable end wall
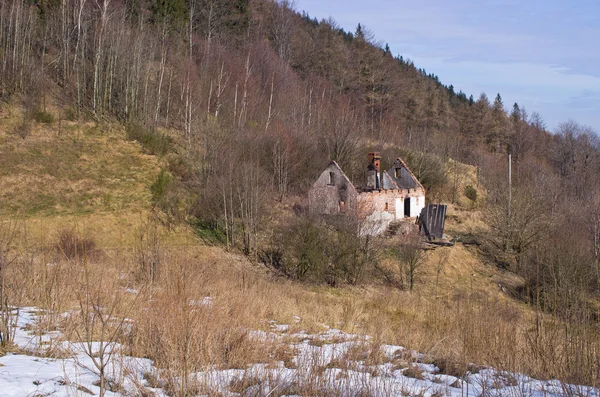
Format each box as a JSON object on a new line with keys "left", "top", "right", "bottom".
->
{"left": 308, "top": 163, "right": 358, "bottom": 215}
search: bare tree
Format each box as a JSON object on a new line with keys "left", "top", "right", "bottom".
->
{"left": 395, "top": 234, "right": 425, "bottom": 292}
{"left": 585, "top": 197, "right": 600, "bottom": 313}
{"left": 74, "top": 266, "right": 136, "bottom": 397}
{"left": 323, "top": 100, "right": 361, "bottom": 171}
{"left": 435, "top": 248, "right": 450, "bottom": 292}
{"left": 268, "top": 0, "right": 296, "bottom": 62}
{"left": 485, "top": 179, "right": 549, "bottom": 272}
{"left": 92, "top": 0, "right": 112, "bottom": 115}
{"left": 135, "top": 214, "right": 162, "bottom": 283}
{"left": 0, "top": 219, "right": 20, "bottom": 347}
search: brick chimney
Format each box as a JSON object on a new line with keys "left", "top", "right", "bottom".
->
{"left": 366, "top": 152, "right": 381, "bottom": 190}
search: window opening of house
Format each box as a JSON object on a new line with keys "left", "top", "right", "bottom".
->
{"left": 384, "top": 202, "right": 389, "bottom": 211}
{"left": 328, "top": 172, "right": 335, "bottom": 185}
{"left": 395, "top": 168, "right": 402, "bottom": 179}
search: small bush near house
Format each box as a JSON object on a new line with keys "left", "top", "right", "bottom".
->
{"left": 465, "top": 185, "right": 477, "bottom": 203}
{"left": 33, "top": 110, "right": 55, "bottom": 124}
{"left": 64, "top": 107, "right": 77, "bottom": 121}
{"left": 126, "top": 122, "right": 172, "bottom": 156}
{"left": 270, "top": 216, "right": 374, "bottom": 286}
{"left": 150, "top": 168, "right": 172, "bottom": 204}
{"left": 192, "top": 219, "right": 226, "bottom": 245}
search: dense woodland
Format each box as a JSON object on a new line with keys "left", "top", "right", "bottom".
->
{"left": 2, "top": 0, "right": 600, "bottom": 347}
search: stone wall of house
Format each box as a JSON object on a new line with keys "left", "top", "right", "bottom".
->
{"left": 308, "top": 162, "right": 358, "bottom": 215}
{"left": 356, "top": 187, "right": 426, "bottom": 235}
{"left": 357, "top": 189, "right": 402, "bottom": 217}
{"left": 362, "top": 210, "right": 396, "bottom": 236}
{"left": 406, "top": 189, "right": 426, "bottom": 218}
{"left": 308, "top": 155, "right": 427, "bottom": 236}
{"left": 357, "top": 188, "right": 425, "bottom": 218}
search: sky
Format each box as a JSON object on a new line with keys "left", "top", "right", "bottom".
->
{"left": 294, "top": 0, "right": 600, "bottom": 133}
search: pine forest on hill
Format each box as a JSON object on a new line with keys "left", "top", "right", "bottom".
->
{"left": 0, "top": 0, "right": 599, "bottom": 395}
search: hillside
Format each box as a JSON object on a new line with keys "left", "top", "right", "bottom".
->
{"left": 0, "top": 0, "right": 599, "bottom": 395}
{"left": 1, "top": 108, "right": 596, "bottom": 393}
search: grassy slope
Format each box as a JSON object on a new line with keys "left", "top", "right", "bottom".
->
{"left": 0, "top": 102, "right": 523, "bottom": 295}
{"left": 0, "top": 108, "right": 154, "bottom": 216}
{"left": 0, "top": 104, "right": 196, "bottom": 247}
{"left": 0, "top": 104, "right": 538, "bottom": 364}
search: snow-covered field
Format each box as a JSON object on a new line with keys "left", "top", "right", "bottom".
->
{"left": 0, "top": 307, "right": 598, "bottom": 396}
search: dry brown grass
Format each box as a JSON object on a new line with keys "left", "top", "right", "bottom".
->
{"left": 444, "top": 204, "right": 489, "bottom": 238}
{"left": 443, "top": 159, "right": 487, "bottom": 207}
{"left": 1, "top": 105, "right": 598, "bottom": 392}
{"left": 419, "top": 244, "right": 524, "bottom": 298}
{"left": 0, "top": 105, "right": 198, "bottom": 251}
{"left": 402, "top": 365, "right": 424, "bottom": 380}
{"left": 3, "top": 232, "right": 597, "bottom": 389}
{"left": 0, "top": 106, "right": 158, "bottom": 218}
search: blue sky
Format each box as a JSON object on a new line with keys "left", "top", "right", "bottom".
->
{"left": 294, "top": 0, "right": 600, "bottom": 133}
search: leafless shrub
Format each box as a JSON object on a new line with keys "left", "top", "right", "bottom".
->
{"left": 14, "top": 119, "right": 32, "bottom": 139}
{"left": 0, "top": 219, "right": 22, "bottom": 347}
{"left": 134, "top": 215, "right": 161, "bottom": 283}
{"left": 55, "top": 228, "right": 97, "bottom": 261}
{"left": 73, "top": 265, "right": 138, "bottom": 397}
{"left": 427, "top": 350, "right": 467, "bottom": 378}
{"left": 403, "top": 364, "right": 425, "bottom": 380}
{"left": 393, "top": 234, "right": 426, "bottom": 291}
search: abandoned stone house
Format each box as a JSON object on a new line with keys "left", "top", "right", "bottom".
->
{"left": 308, "top": 152, "right": 426, "bottom": 235}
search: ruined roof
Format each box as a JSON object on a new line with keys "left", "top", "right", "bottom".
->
{"left": 313, "top": 157, "right": 424, "bottom": 193}
{"left": 381, "top": 171, "right": 399, "bottom": 190}
{"left": 389, "top": 158, "right": 425, "bottom": 191}
{"left": 311, "top": 160, "right": 357, "bottom": 191}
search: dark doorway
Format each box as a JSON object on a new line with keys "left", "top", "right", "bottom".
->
{"left": 404, "top": 197, "right": 411, "bottom": 217}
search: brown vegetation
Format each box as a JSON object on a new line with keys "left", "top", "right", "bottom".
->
{"left": 0, "top": 0, "right": 599, "bottom": 393}
{"left": 0, "top": 218, "right": 598, "bottom": 393}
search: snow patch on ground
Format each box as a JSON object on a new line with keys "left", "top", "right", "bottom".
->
{"left": 0, "top": 308, "right": 598, "bottom": 396}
